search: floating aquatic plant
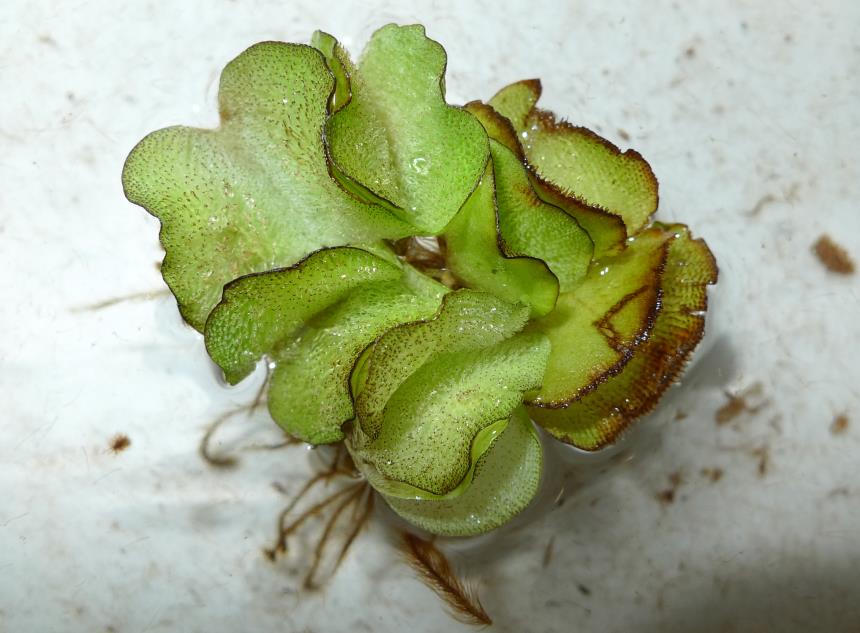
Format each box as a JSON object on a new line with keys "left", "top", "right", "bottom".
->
{"left": 123, "top": 24, "right": 716, "bottom": 541}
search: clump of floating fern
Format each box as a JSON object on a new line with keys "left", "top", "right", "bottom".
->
{"left": 123, "top": 24, "right": 717, "bottom": 538}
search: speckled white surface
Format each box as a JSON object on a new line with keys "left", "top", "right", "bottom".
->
{"left": 2, "top": 1, "right": 859, "bottom": 632}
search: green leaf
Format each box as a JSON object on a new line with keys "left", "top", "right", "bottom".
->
{"left": 268, "top": 277, "right": 445, "bottom": 444}
{"left": 204, "top": 247, "right": 402, "bottom": 385}
{"left": 351, "top": 417, "right": 509, "bottom": 501}
{"left": 382, "top": 406, "right": 542, "bottom": 536}
{"left": 325, "top": 24, "right": 489, "bottom": 233}
{"left": 443, "top": 163, "right": 559, "bottom": 318}
{"left": 522, "top": 109, "right": 658, "bottom": 236}
{"left": 122, "top": 41, "right": 413, "bottom": 330}
{"left": 349, "top": 290, "right": 549, "bottom": 496}
{"left": 356, "top": 332, "right": 548, "bottom": 495}
{"left": 488, "top": 79, "right": 541, "bottom": 130}
{"left": 463, "top": 100, "right": 525, "bottom": 158}
{"left": 531, "top": 225, "right": 717, "bottom": 449}
{"left": 353, "top": 290, "right": 531, "bottom": 438}
{"left": 464, "top": 102, "right": 594, "bottom": 291}
{"left": 490, "top": 140, "right": 593, "bottom": 292}
{"left": 529, "top": 173, "right": 629, "bottom": 258}
{"left": 483, "top": 85, "right": 628, "bottom": 257}
{"left": 310, "top": 30, "right": 354, "bottom": 112}
{"left": 526, "top": 228, "right": 672, "bottom": 406}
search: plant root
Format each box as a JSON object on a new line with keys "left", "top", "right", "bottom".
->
{"left": 199, "top": 404, "right": 300, "bottom": 469}
{"left": 264, "top": 445, "right": 374, "bottom": 589}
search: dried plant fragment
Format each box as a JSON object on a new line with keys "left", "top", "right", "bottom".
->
{"left": 813, "top": 235, "right": 854, "bottom": 275}
{"left": 715, "top": 382, "right": 765, "bottom": 425}
{"left": 401, "top": 532, "right": 492, "bottom": 626}
{"left": 72, "top": 289, "right": 170, "bottom": 312}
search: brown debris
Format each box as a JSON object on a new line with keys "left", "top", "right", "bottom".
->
{"left": 542, "top": 536, "right": 555, "bottom": 568}
{"left": 617, "top": 128, "right": 631, "bottom": 142}
{"left": 831, "top": 414, "right": 849, "bottom": 435}
{"left": 813, "top": 235, "right": 855, "bottom": 274}
{"left": 656, "top": 489, "right": 675, "bottom": 505}
{"left": 656, "top": 470, "right": 684, "bottom": 505}
{"left": 108, "top": 434, "right": 131, "bottom": 454}
{"left": 72, "top": 288, "right": 170, "bottom": 312}
{"left": 700, "top": 467, "right": 724, "bottom": 483}
{"left": 751, "top": 446, "right": 770, "bottom": 477}
{"left": 715, "top": 383, "right": 766, "bottom": 424}
{"left": 715, "top": 395, "right": 746, "bottom": 424}
{"left": 745, "top": 194, "right": 777, "bottom": 217}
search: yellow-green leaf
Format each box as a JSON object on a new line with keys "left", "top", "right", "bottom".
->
{"left": 326, "top": 24, "right": 489, "bottom": 233}
{"left": 122, "top": 42, "right": 412, "bottom": 330}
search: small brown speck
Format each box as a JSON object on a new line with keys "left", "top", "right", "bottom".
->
{"left": 656, "top": 489, "right": 675, "bottom": 505}
{"left": 617, "top": 129, "right": 631, "bottom": 142}
{"left": 674, "top": 410, "right": 688, "bottom": 422}
{"left": 577, "top": 584, "right": 591, "bottom": 597}
{"left": 684, "top": 46, "right": 696, "bottom": 59}
{"left": 751, "top": 447, "right": 770, "bottom": 476}
{"left": 542, "top": 536, "right": 555, "bottom": 568}
{"left": 813, "top": 235, "right": 854, "bottom": 274}
{"left": 831, "top": 414, "right": 849, "bottom": 435}
{"left": 701, "top": 467, "right": 724, "bottom": 483}
{"left": 109, "top": 434, "right": 131, "bottom": 454}
{"left": 656, "top": 470, "right": 685, "bottom": 505}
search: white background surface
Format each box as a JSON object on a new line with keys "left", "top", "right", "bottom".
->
{"left": 2, "top": 1, "right": 859, "bottom": 632}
